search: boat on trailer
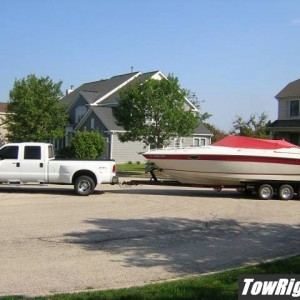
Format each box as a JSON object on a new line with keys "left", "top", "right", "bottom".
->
{"left": 143, "top": 135, "right": 300, "bottom": 200}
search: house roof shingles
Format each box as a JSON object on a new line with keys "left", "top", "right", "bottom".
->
{"left": 276, "top": 79, "right": 300, "bottom": 99}
{"left": 99, "top": 71, "right": 161, "bottom": 106}
{"left": 91, "top": 106, "right": 124, "bottom": 131}
{"left": 193, "top": 123, "right": 213, "bottom": 135}
{"left": 269, "top": 119, "right": 300, "bottom": 129}
{"left": 60, "top": 72, "right": 140, "bottom": 106}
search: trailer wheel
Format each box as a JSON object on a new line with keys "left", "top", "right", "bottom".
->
{"left": 278, "top": 184, "right": 294, "bottom": 200}
{"left": 74, "top": 175, "right": 95, "bottom": 196}
{"left": 257, "top": 184, "right": 274, "bottom": 200}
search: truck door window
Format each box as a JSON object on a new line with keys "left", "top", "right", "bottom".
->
{"left": 24, "top": 146, "right": 41, "bottom": 160}
{"left": 48, "top": 145, "right": 55, "bottom": 158}
{"left": 0, "top": 146, "right": 19, "bottom": 159}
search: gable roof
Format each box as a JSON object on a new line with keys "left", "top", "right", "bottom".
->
{"left": 91, "top": 106, "right": 124, "bottom": 131}
{"left": 276, "top": 79, "right": 300, "bottom": 99}
{"left": 75, "top": 106, "right": 124, "bottom": 132}
{"left": 60, "top": 72, "right": 141, "bottom": 108}
{"left": 97, "top": 71, "right": 162, "bottom": 106}
{"left": 193, "top": 123, "right": 213, "bottom": 136}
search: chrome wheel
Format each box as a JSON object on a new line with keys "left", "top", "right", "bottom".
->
{"left": 78, "top": 180, "right": 91, "bottom": 193}
{"left": 279, "top": 184, "right": 294, "bottom": 200}
{"left": 74, "top": 175, "right": 95, "bottom": 196}
{"left": 258, "top": 184, "right": 274, "bottom": 200}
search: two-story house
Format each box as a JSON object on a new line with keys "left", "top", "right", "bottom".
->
{"left": 269, "top": 79, "right": 300, "bottom": 145}
{"left": 59, "top": 71, "right": 212, "bottom": 163}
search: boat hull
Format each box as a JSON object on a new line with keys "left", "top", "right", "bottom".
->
{"left": 143, "top": 147, "right": 300, "bottom": 186}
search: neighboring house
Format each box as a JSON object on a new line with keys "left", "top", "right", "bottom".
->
{"left": 0, "top": 102, "right": 8, "bottom": 146}
{"left": 59, "top": 71, "right": 212, "bottom": 163}
{"left": 269, "top": 79, "right": 300, "bottom": 145}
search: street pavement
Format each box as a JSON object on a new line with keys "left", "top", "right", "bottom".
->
{"left": 0, "top": 179, "right": 299, "bottom": 297}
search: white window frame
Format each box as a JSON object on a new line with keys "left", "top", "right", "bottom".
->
{"left": 193, "top": 137, "right": 206, "bottom": 146}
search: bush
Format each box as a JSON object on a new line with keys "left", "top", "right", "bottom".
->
{"left": 68, "top": 131, "right": 106, "bottom": 159}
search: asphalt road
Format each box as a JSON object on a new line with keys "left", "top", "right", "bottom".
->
{"left": 0, "top": 180, "right": 299, "bottom": 297}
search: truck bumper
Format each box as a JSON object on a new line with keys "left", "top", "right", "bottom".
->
{"left": 111, "top": 176, "right": 119, "bottom": 185}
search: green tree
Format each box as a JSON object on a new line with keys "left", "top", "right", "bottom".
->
{"left": 68, "top": 131, "right": 106, "bottom": 159}
{"left": 114, "top": 75, "right": 199, "bottom": 148}
{"left": 6, "top": 74, "right": 67, "bottom": 142}
{"left": 231, "top": 112, "right": 270, "bottom": 139}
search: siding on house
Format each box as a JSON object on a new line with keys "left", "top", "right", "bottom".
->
{"left": 277, "top": 99, "right": 300, "bottom": 120}
{"left": 278, "top": 100, "right": 288, "bottom": 120}
{"left": 112, "top": 133, "right": 147, "bottom": 163}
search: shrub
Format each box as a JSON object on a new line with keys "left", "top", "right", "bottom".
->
{"left": 69, "top": 131, "right": 106, "bottom": 159}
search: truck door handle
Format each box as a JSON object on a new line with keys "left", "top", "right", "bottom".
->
{"left": 16, "top": 162, "right": 20, "bottom": 167}
{"left": 40, "top": 163, "right": 43, "bottom": 168}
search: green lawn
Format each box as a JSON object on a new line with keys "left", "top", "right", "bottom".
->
{"left": 116, "top": 163, "right": 146, "bottom": 172}
{"left": 3, "top": 255, "right": 299, "bottom": 300}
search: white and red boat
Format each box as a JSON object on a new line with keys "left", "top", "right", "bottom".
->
{"left": 143, "top": 135, "right": 300, "bottom": 199}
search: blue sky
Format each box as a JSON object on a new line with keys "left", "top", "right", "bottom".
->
{"left": 1, "top": 0, "right": 300, "bottom": 131}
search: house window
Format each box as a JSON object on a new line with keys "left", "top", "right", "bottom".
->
{"left": 289, "top": 100, "right": 299, "bottom": 117}
{"left": 75, "top": 105, "right": 87, "bottom": 123}
{"left": 193, "top": 138, "right": 206, "bottom": 146}
{"left": 91, "top": 117, "right": 95, "bottom": 129}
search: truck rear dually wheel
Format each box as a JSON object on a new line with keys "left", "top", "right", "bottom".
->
{"left": 74, "top": 175, "right": 95, "bottom": 196}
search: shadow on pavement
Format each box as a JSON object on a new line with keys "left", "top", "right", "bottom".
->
{"left": 64, "top": 217, "right": 300, "bottom": 275}
{"left": 0, "top": 185, "right": 103, "bottom": 196}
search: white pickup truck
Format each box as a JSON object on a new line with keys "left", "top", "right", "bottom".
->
{"left": 0, "top": 142, "right": 118, "bottom": 196}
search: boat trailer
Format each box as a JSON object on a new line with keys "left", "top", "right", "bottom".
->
{"left": 121, "top": 169, "right": 250, "bottom": 192}
{"left": 121, "top": 170, "right": 299, "bottom": 200}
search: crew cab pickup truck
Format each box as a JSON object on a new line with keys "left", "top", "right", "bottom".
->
{"left": 0, "top": 142, "right": 118, "bottom": 196}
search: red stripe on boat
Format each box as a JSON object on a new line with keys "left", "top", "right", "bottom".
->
{"left": 143, "top": 154, "right": 300, "bottom": 165}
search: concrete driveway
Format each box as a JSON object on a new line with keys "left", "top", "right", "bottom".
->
{"left": 0, "top": 180, "right": 299, "bottom": 297}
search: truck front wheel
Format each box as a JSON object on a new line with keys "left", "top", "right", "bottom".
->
{"left": 74, "top": 175, "right": 95, "bottom": 196}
